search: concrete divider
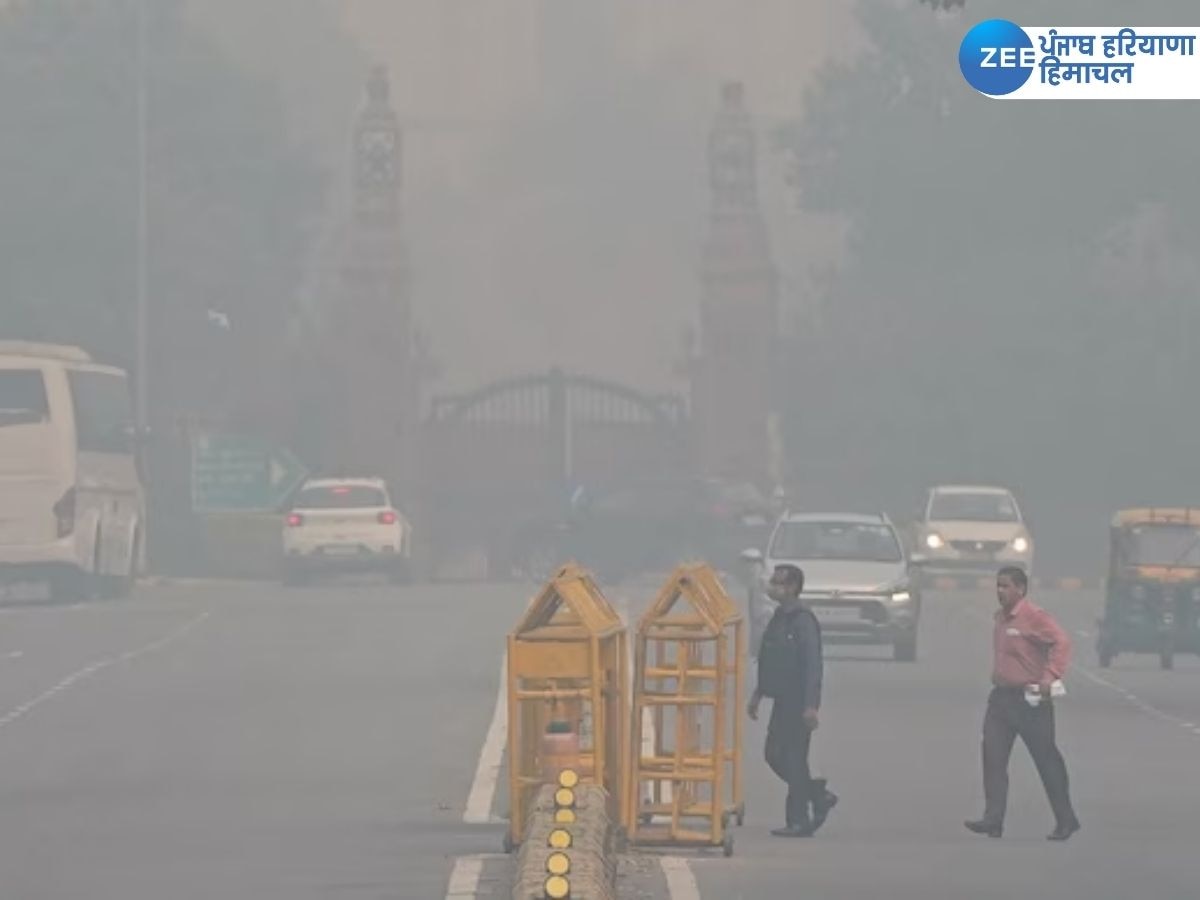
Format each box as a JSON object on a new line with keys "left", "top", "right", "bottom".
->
{"left": 513, "top": 783, "right": 617, "bottom": 900}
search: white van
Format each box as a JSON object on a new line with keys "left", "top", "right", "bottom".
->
{"left": 0, "top": 342, "right": 144, "bottom": 599}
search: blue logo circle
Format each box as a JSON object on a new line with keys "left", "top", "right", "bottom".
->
{"left": 959, "top": 19, "right": 1033, "bottom": 96}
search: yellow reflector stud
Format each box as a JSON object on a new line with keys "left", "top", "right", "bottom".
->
{"left": 554, "top": 808, "right": 576, "bottom": 824}
{"left": 558, "top": 769, "right": 580, "bottom": 789}
{"left": 544, "top": 874, "right": 570, "bottom": 899}
{"left": 554, "top": 787, "right": 576, "bottom": 808}
{"left": 548, "top": 828, "right": 573, "bottom": 850}
{"left": 546, "top": 851, "right": 571, "bottom": 876}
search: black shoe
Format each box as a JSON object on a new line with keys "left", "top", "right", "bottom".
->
{"left": 811, "top": 781, "right": 839, "bottom": 832}
{"left": 1047, "top": 821, "right": 1080, "bottom": 842}
{"left": 964, "top": 819, "right": 1003, "bottom": 838}
{"left": 771, "top": 824, "right": 815, "bottom": 838}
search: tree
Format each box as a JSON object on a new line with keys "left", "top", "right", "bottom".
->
{"left": 0, "top": 0, "right": 324, "bottom": 428}
{"left": 775, "top": 0, "right": 1200, "bottom": 568}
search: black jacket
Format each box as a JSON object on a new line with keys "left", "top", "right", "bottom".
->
{"left": 756, "top": 603, "right": 823, "bottom": 712}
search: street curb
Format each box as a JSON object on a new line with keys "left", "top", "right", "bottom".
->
{"left": 925, "top": 576, "right": 1104, "bottom": 592}
{"left": 139, "top": 576, "right": 269, "bottom": 589}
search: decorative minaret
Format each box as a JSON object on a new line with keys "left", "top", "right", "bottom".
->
{"left": 691, "top": 81, "right": 780, "bottom": 488}
{"left": 333, "top": 65, "right": 420, "bottom": 493}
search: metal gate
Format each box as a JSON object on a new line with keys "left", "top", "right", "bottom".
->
{"left": 419, "top": 368, "right": 690, "bottom": 578}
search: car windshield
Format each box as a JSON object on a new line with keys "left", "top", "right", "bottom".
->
{"left": 1123, "top": 525, "right": 1200, "bottom": 568}
{"left": 929, "top": 492, "right": 1019, "bottom": 523}
{"left": 295, "top": 485, "right": 386, "bottom": 509}
{"left": 770, "top": 521, "right": 902, "bottom": 563}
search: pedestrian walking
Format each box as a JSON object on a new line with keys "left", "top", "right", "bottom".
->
{"left": 965, "top": 566, "right": 1081, "bottom": 841}
{"left": 747, "top": 563, "right": 838, "bottom": 836}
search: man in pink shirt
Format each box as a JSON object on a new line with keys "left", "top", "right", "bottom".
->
{"left": 965, "top": 566, "right": 1081, "bottom": 841}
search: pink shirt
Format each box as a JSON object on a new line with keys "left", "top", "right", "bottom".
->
{"left": 992, "top": 598, "right": 1072, "bottom": 688}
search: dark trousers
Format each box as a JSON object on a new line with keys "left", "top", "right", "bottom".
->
{"left": 981, "top": 687, "right": 1079, "bottom": 828}
{"left": 765, "top": 703, "right": 813, "bottom": 827}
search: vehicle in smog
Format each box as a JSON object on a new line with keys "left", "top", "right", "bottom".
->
{"left": 282, "top": 477, "right": 413, "bottom": 585}
{"left": 910, "top": 484, "right": 1033, "bottom": 579}
{"left": 0, "top": 342, "right": 144, "bottom": 600}
{"left": 742, "top": 511, "right": 922, "bottom": 662}
{"left": 1097, "top": 507, "right": 1200, "bottom": 670}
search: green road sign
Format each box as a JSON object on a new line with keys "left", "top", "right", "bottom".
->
{"left": 190, "top": 433, "right": 308, "bottom": 513}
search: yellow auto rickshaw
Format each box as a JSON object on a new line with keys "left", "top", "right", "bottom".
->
{"left": 1098, "top": 508, "right": 1200, "bottom": 670}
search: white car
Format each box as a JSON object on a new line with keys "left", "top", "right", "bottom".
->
{"left": 911, "top": 485, "right": 1033, "bottom": 578}
{"left": 281, "top": 477, "right": 413, "bottom": 585}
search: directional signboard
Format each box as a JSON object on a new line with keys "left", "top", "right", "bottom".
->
{"left": 190, "top": 433, "right": 308, "bottom": 513}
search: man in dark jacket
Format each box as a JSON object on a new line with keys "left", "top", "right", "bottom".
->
{"left": 747, "top": 564, "right": 837, "bottom": 836}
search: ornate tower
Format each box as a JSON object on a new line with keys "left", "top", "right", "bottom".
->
{"left": 691, "top": 81, "right": 780, "bottom": 488}
{"left": 332, "top": 65, "right": 422, "bottom": 495}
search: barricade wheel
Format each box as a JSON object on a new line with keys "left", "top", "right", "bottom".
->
{"left": 722, "top": 833, "right": 734, "bottom": 857}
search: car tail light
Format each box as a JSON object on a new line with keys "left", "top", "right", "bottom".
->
{"left": 286, "top": 513, "right": 304, "bottom": 527}
{"left": 53, "top": 487, "right": 76, "bottom": 538}
{"left": 378, "top": 511, "right": 398, "bottom": 525}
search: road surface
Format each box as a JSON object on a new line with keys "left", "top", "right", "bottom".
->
{"left": 1, "top": 580, "right": 1197, "bottom": 899}
{"left": 679, "top": 587, "right": 1200, "bottom": 900}
{"left": 0, "top": 579, "right": 535, "bottom": 899}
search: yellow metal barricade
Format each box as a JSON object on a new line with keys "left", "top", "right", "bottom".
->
{"left": 688, "top": 563, "right": 746, "bottom": 829}
{"left": 505, "top": 562, "right": 629, "bottom": 852}
{"left": 626, "top": 563, "right": 745, "bottom": 856}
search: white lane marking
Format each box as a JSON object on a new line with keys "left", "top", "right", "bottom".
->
{"left": 444, "top": 854, "right": 485, "bottom": 898}
{"left": 3, "top": 651, "right": 23, "bottom": 660}
{"left": 0, "top": 611, "right": 210, "bottom": 732}
{"left": 662, "top": 856, "right": 702, "bottom": 900}
{"left": 463, "top": 652, "right": 508, "bottom": 825}
{"left": 1073, "top": 666, "right": 1200, "bottom": 735}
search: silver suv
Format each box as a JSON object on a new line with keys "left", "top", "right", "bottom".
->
{"left": 742, "top": 512, "right": 921, "bottom": 662}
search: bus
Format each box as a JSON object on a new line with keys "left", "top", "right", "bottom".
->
{"left": 0, "top": 342, "right": 144, "bottom": 600}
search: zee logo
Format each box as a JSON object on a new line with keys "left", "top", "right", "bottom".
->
{"left": 959, "top": 19, "right": 1036, "bottom": 96}
{"left": 980, "top": 47, "right": 1037, "bottom": 68}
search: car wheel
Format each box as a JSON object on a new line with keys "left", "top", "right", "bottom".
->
{"left": 282, "top": 564, "right": 308, "bottom": 588}
{"left": 388, "top": 559, "right": 412, "bottom": 585}
{"left": 48, "top": 570, "right": 89, "bottom": 603}
{"left": 893, "top": 634, "right": 918, "bottom": 663}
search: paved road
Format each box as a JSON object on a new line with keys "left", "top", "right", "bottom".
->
{"left": 678, "top": 587, "right": 1200, "bottom": 900}
{"left": 4, "top": 580, "right": 1197, "bottom": 900}
{"left": 0, "top": 579, "right": 533, "bottom": 900}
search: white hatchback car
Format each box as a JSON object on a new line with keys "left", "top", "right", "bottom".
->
{"left": 281, "top": 478, "right": 413, "bottom": 585}
{"left": 911, "top": 485, "right": 1033, "bottom": 578}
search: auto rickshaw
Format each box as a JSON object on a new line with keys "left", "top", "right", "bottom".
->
{"left": 1097, "top": 508, "right": 1200, "bottom": 670}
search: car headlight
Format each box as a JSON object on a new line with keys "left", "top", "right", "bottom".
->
{"left": 925, "top": 533, "right": 944, "bottom": 549}
{"left": 1011, "top": 536, "right": 1029, "bottom": 553}
{"left": 890, "top": 589, "right": 912, "bottom": 603}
